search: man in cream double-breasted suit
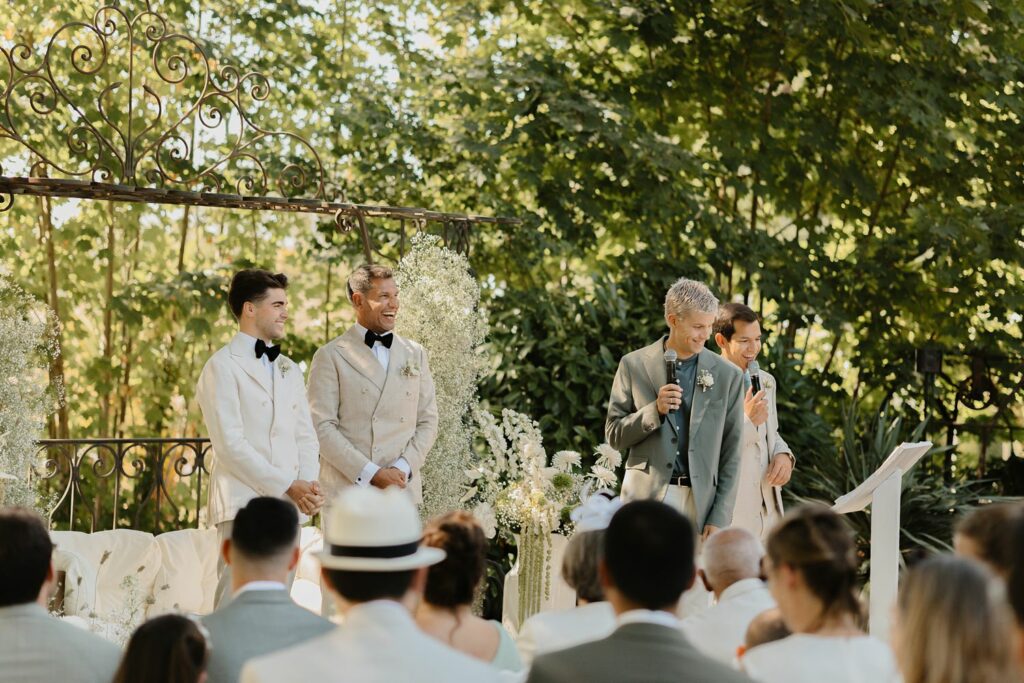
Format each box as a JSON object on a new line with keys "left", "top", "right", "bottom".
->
{"left": 307, "top": 264, "right": 438, "bottom": 502}
{"left": 196, "top": 269, "right": 324, "bottom": 607}
{"left": 713, "top": 303, "right": 794, "bottom": 541}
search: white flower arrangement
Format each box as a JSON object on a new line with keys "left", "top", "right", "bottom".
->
{"left": 395, "top": 235, "right": 488, "bottom": 521}
{"left": 278, "top": 358, "right": 294, "bottom": 376}
{"left": 697, "top": 368, "right": 715, "bottom": 392}
{"left": 0, "top": 275, "right": 61, "bottom": 511}
{"left": 401, "top": 360, "right": 420, "bottom": 378}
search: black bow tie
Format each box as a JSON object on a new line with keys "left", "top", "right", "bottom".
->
{"left": 364, "top": 330, "right": 394, "bottom": 349}
{"left": 254, "top": 339, "right": 281, "bottom": 362}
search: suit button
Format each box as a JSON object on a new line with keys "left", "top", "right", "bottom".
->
{"left": 400, "top": 417, "right": 406, "bottom": 423}
{"left": 406, "top": 391, "right": 412, "bottom": 397}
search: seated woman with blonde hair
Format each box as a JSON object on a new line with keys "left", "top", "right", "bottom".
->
{"left": 415, "top": 511, "right": 523, "bottom": 672}
{"left": 741, "top": 503, "right": 898, "bottom": 683}
{"left": 894, "top": 555, "right": 1019, "bottom": 683}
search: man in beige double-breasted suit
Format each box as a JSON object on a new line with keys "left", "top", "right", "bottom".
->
{"left": 713, "top": 303, "right": 794, "bottom": 541}
{"left": 307, "top": 264, "right": 438, "bottom": 503}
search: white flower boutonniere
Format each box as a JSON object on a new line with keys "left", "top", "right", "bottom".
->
{"left": 764, "top": 378, "right": 774, "bottom": 391}
{"left": 401, "top": 361, "right": 420, "bottom": 378}
{"left": 279, "top": 358, "right": 293, "bottom": 377}
{"left": 697, "top": 369, "right": 714, "bottom": 392}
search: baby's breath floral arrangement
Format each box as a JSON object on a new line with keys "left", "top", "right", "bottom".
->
{"left": 395, "top": 234, "right": 488, "bottom": 521}
{"left": 464, "top": 408, "right": 622, "bottom": 623}
{"left": 0, "top": 275, "right": 62, "bottom": 511}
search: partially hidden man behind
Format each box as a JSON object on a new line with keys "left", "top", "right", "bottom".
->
{"left": 307, "top": 263, "right": 438, "bottom": 502}
{"left": 713, "top": 303, "right": 794, "bottom": 541}
{"left": 605, "top": 277, "right": 744, "bottom": 539}
{"left": 196, "top": 269, "right": 324, "bottom": 608}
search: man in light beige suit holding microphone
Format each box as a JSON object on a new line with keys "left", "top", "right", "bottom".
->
{"left": 307, "top": 265, "right": 438, "bottom": 613}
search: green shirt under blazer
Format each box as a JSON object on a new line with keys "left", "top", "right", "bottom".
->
{"left": 605, "top": 341, "right": 745, "bottom": 530}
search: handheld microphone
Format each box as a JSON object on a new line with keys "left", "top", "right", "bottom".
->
{"left": 748, "top": 360, "right": 762, "bottom": 393}
{"left": 664, "top": 349, "right": 678, "bottom": 413}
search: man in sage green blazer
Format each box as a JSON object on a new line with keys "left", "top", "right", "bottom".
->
{"left": 606, "top": 278, "right": 744, "bottom": 538}
{"left": 201, "top": 498, "right": 333, "bottom": 683}
{"left": 0, "top": 508, "right": 120, "bottom": 683}
{"left": 525, "top": 500, "right": 753, "bottom": 683}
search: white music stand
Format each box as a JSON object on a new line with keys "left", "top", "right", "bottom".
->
{"left": 832, "top": 440, "right": 931, "bottom": 641}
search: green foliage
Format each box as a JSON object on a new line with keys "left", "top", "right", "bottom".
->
{"left": 789, "top": 401, "right": 995, "bottom": 571}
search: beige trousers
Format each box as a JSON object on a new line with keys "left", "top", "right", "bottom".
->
{"left": 662, "top": 485, "right": 711, "bottom": 618}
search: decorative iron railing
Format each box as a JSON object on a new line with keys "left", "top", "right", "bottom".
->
{"left": 34, "top": 438, "right": 210, "bottom": 533}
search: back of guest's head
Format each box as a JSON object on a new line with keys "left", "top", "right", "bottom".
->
{"left": 766, "top": 503, "right": 861, "bottom": 626}
{"left": 421, "top": 511, "right": 487, "bottom": 608}
{"left": 113, "top": 614, "right": 208, "bottom": 683}
{"left": 322, "top": 569, "right": 416, "bottom": 603}
{"left": 702, "top": 527, "right": 763, "bottom": 591}
{"left": 227, "top": 269, "right": 288, "bottom": 320}
{"left": 1012, "top": 515, "right": 1024, "bottom": 628}
{"left": 896, "top": 555, "right": 1017, "bottom": 683}
{"left": 562, "top": 530, "right": 606, "bottom": 603}
{"left": 0, "top": 507, "right": 53, "bottom": 607}
{"left": 954, "top": 503, "right": 1024, "bottom": 577}
{"left": 230, "top": 496, "right": 299, "bottom": 565}
{"left": 604, "top": 500, "right": 695, "bottom": 610}
{"left": 745, "top": 607, "right": 791, "bottom": 650}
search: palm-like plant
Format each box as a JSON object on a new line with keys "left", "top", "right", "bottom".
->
{"left": 787, "top": 402, "right": 995, "bottom": 576}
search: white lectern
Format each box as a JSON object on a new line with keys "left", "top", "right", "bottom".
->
{"left": 832, "top": 440, "right": 932, "bottom": 641}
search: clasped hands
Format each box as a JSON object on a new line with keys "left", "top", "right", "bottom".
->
{"left": 370, "top": 466, "right": 407, "bottom": 489}
{"left": 286, "top": 479, "right": 325, "bottom": 515}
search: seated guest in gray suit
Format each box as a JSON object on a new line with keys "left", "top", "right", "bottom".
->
{"left": 0, "top": 507, "right": 121, "bottom": 683}
{"left": 201, "top": 497, "right": 333, "bottom": 683}
{"left": 525, "top": 500, "right": 753, "bottom": 683}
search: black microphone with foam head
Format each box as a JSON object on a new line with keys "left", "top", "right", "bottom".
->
{"left": 664, "top": 348, "right": 678, "bottom": 413}
{"left": 748, "top": 360, "right": 763, "bottom": 393}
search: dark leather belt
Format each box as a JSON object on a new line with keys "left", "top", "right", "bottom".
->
{"left": 668, "top": 475, "right": 691, "bottom": 487}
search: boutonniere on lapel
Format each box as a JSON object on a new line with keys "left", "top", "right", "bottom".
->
{"left": 401, "top": 361, "right": 420, "bottom": 378}
{"left": 697, "top": 369, "right": 714, "bottom": 393}
{"left": 764, "top": 377, "right": 774, "bottom": 391}
{"left": 278, "top": 358, "right": 294, "bottom": 377}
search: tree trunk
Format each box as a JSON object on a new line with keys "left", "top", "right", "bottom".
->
{"left": 100, "top": 204, "right": 117, "bottom": 435}
{"left": 38, "top": 193, "right": 69, "bottom": 440}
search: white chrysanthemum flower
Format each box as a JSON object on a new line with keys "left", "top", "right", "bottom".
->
{"left": 552, "top": 450, "right": 581, "bottom": 472}
{"left": 595, "top": 443, "right": 623, "bottom": 470}
{"left": 472, "top": 502, "right": 498, "bottom": 539}
{"left": 589, "top": 465, "right": 618, "bottom": 489}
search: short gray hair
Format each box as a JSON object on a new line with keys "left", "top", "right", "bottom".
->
{"left": 701, "top": 527, "right": 763, "bottom": 589}
{"left": 561, "top": 529, "right": 605, "bottom": 603}
{"left": 347, "top": 264, "right": 394, "bottom": 302}
{"left": 664, "top": 277, "right": 719, "bottom": 320}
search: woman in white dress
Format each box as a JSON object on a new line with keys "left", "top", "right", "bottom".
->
{"left": 515, "top": 492, "right": 619, "bottom": 666}
{"left": 893, "top": 555, "right": 1018, "bottom": 683}
{"left": 741, "top": 504, "right": 899, "bottom": 683}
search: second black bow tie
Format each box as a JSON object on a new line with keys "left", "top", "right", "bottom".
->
{"left": 364, "top": 330, "right": 394, "bottom": 349}
{"left": 255, "top": 339, "right": 281, "bottom": 361}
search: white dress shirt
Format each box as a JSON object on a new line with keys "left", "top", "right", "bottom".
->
{"left": 617, "top": 609, "right": 681, "bottom": 629}
{"left": 238, "top": 332, "right": 276, "bottom": 380}
{"left": 234, "top": 581, "right": 289, "bottom": 597}
{"left": 350, "top": 323, "right": 411, "bottom": 487}
{"left": 681, "top": 578, "right": 776, "bottom": 663}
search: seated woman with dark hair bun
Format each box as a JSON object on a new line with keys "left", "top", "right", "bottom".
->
{"left": 415, "top": 511, "right": 523, "bottom": 672}
{"left": 113, "top": 614, "right": 209, "bottom": 683}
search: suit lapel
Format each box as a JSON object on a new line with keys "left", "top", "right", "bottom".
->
{"left": 336, "top": 327, "right": 387, "bottom": 391}
{"left": 384, "top": 336, "right": 408, "bottom": 394}
{"left": 229, "top": 333, "right": 273, "bottom": 397}
{"left": 643, "top": 337, "right": 678, "bottom": 437}
{"left": 689, "top": 350, "right": 711, "bottom": 436}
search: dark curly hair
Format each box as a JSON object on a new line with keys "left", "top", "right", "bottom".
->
{"left": 421, "top": 511, "right": 488, "bottom": 607}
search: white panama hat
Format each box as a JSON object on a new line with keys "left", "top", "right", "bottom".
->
{"left": 316, "top": 486, "right": 446, "bottom": 571}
